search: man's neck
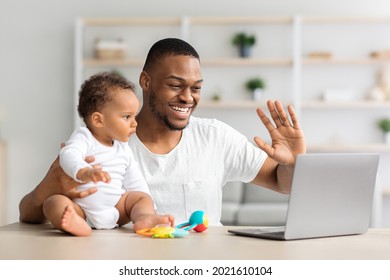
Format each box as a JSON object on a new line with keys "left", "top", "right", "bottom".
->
{"left": 135, "top": 111, "right": 183, "bottom": 154}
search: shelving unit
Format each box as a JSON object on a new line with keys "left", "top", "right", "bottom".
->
{"left": 74, "top": 15, "right": 390, "bottom": 152}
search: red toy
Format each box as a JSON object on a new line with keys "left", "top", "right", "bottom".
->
{"left": 176, "top": 210, "right": 208, "bottom": 232}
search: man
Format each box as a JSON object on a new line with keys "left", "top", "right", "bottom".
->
{"left": 19, "top": 38, "right": 305, "bottom": 226}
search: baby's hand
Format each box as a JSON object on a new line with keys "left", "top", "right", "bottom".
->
{"left": 77, "top": 166, "right": 111, "bottom": 184}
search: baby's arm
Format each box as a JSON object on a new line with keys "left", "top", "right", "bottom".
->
{"left": 60, "top": 127, "right": 111, "bottom": 184}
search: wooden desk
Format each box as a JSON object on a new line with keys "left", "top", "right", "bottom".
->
{"left": 1, "top": 223, "right": 390, "bottom": 260}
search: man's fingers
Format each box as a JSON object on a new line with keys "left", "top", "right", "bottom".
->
{"left": 66, "top": 187, "right": 96, "bottom": 199}
{"left": 266, "top": 100, "right": 283, "bottom": 127}
{"left": 78, "top": 187, "right": 98, "bottom": 198}
{"left": 275, "top": 101, "right": 291, "bottom": 127}
{"left": 254, "top": 136, "right": 274, "bottom": 157}
{"left": 287, "top": 104, "right": 301, "bottom": 129}
{"left": 256, "top": 107, "right": 276, "bottom": 132}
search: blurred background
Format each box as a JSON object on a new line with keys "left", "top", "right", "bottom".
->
{"left": 1, "top": 0, "right": 390, "bottom": 226}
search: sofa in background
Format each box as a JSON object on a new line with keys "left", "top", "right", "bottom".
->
{"left": 221, "top": 181, "right": 289, "bottom": 226}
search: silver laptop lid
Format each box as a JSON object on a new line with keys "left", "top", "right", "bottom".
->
{"left": 284, "top": 153, "right": 379, "bottom": 240}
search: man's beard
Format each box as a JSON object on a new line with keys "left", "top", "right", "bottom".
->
{"left": 149, "top": 91, "right": 193, "bottom": 131}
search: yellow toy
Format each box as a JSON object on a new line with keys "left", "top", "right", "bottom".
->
{"left": 136, "top": 224, "right": 189, "bottom": 238}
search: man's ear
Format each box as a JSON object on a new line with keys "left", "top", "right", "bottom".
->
{"left": 91, "top": 112, "right": 104, "bottom": 127}
{"left": 139, "top": 71, "right": 150, "bottom": 90}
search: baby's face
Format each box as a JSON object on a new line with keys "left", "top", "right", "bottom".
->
{"left": 100, "top": 89, "right": 139, "bottom": 143}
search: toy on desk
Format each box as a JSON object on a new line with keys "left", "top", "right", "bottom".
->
{"left": 176, "top": 210, "right": 208, "bottom": 232}
{"left": 136, "top": 224, "right": 189, "bottom": 238}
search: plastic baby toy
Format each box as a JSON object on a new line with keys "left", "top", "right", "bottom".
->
{"left": 136, "top": 211, "right": 208, "bottom": 238}
{"left": 136, "top": 224, "right": 189, "bottom": 238}
{"left": 176, "top": 210, "right": 209, "bottom": 232}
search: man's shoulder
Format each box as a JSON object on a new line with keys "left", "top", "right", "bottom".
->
{"left": 188, "top": 116, "right": 235, "bottom": 135}
{"left": 189, "top": 116, "right": 226, "bottom": 130}
{"left": 186, "top": 117, "right": 241, "bottom": 145}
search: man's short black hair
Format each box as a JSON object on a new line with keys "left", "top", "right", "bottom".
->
{"left": 142, "top": 38, "right": 200, "bottom": 72}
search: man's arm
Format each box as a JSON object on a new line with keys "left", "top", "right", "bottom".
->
{"left": 251, "top": 100, "right": 306, "bottom": 193}
{"left": 19, "top": 155, "right": 98, "bottom": 223}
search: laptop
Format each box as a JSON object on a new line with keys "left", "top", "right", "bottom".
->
{"left": 228, "top": 153, "right": 380, "bottom": 240}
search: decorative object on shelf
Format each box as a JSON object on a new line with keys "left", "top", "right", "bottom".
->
{"left": 211, "top": 94, "right": 221, "bottom": 102}
{"left": 370, "top": 49, "right": 390, "bottom": 59}
{"left": 232, "top": 32, "right": 256, "bottom": 58}
{"left": 245, "top": 77, "right": 266, "bottom": 101}
{"left": 94, "top": 38, "right": 127, "bottom": 59}
{"left": 367, "top": 67, "right": 390, "bottom": 101}
{"left": 323, "top": 88, "right": 355, "bottom": 102}
{"left": 307, "top": 51, "right": 333, "bottom": 60}
{"left": 377, "top": 118, "right": 390, "bottom": 144}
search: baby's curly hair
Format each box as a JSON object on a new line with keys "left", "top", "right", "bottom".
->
{"left": 77, "top": 72, "right": 135, "bottom": 121}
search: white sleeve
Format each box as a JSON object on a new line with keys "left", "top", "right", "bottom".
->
{"left": 59, "top": 128, "right": 92, "bottom": 182}
{"left": 218, "top": 121, "right": 267, "bottom": 184}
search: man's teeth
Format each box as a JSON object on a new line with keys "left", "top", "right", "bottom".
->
{"left": 171, "top": 106, "right": 190, "bottom": 113}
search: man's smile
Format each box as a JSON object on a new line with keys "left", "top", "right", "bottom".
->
{"left": 169, "top": 105, "right": 193, "bottom": 113}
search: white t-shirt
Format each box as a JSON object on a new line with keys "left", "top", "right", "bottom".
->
{"left": 60, "top": 127, "right": 150, "bottom": 215}
{"left": 129, "top": 117, "right": 267, "bottom": 225}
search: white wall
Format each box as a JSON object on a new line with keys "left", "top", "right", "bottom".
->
{"left": 1, "top": 0, "right": 390, "bottom": 224}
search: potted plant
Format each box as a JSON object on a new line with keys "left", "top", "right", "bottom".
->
{"left": 232, "top": 32, "right": 256, "bottom": 58}
{"left": 378, "top": 118, "right": 390, "bottom": 144}
{"left": 245, "top": 77, "right": 266, "bottom": 100}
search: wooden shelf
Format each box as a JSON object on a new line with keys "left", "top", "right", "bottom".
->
{"left": 83, "top": 58, "right": 144, "bottom": 67}
{"left": 188, "top": 16, "right": 292, "bottom": 25}
{"left": 198, "top": 100, "right": 266, "bottom": 109}
{"left": 85, "top": 57, "right": 390, "bottom": 67}
{"left": 301, "top": 100, "right": 390, "bottom": 109}
{"left": 201, "top": 58, "right": 292, "bottom": 67}
{"left": 81, "top": 17, "right": 182, "bottom": 26}
{"left": 83, "top": 58, "right": 291, "bottom": 67}
{"left": 301, "top": 16, "right": 390, "bottom": 24}
{"left": 302, "top": 57, "right": 390, "bottom": 65}
{"left": 383, "top": 189, "right": 390, "bottom": 197}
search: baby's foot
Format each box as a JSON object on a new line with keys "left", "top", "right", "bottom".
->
{"left": 61, "top": 205, "right": 92, "bottom": 236}
{"left": 133, "top": 214, "right": 175, "bottom": 232}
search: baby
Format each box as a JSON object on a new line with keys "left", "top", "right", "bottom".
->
{"left": 43, "top": 72, "right": 174, "bottom": 236}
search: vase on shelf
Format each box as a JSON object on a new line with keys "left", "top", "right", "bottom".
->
{"left": 385, "top": 132, "right": 390, "bottom": 144}
{"left": 239, "top": 45, "right": 252, "bottom": 58}
{"left": 232, "top": 32, "right": 256, "bottom": 58}
{"left": 252, "top": 88, "right": 263, "bottom": 101}
{"left": 245, "top": 77, "right": 266, "bottom": 101}
{"left": 378, "top": 118, "right": 390, "bottom": 144}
